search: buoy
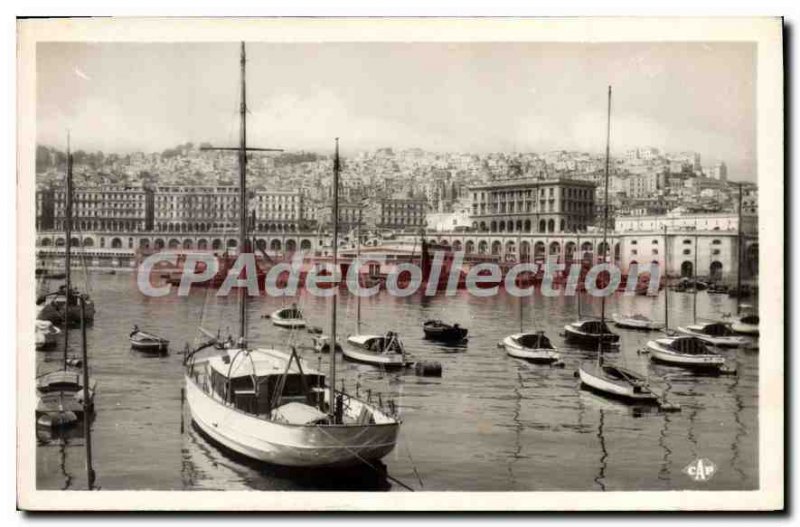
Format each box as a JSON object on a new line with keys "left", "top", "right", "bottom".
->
{"left": 415, "top": 361, "right": 442, "bottom": 377}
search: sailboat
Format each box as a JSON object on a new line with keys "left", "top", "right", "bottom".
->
{"left": 576, "top": 87, "right": 657, "bottom": 404}
{"left": 676, "top": 226, "right": 749, "bottom": 348}
{"left": 501, "top": 292, "right": 560, "bottom": 363}
{"left": 37, "top": 140, "right": 95, "bottom": 327}
{"left": 646, "top": 232, "right": 727, "bottom": 372}
{"left": 183, "top": 44, "right": 400, "bottom": 468}
{"left": 36, "top": 137, "right": 96, "bottom": 424}
{"left": 342, "top": 193, "right": 411, "bottom": 369}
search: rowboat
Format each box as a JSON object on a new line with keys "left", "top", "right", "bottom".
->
{"left": 185, "top": 346, "right": 400, "bottom": 467}
{"left": 646, "top": 335, "right": 726, "bottom": 371}
{"left": 676, "top": 321, "right": 750, "bottom": 348}
{"left": 422, "top": 319, "right": 468, "bottom": 343}
{"left": 611, "top": 313, "right": 664, "bottom": 331}
{"left": 37, "top": 287, "right": 96, "bottom": 326}
{"left": 35, "top": 320, "right": 61, "bottom": 350}
{"left": 502, "top": 332, "right": 560, "bottom": 363}
{"left": 270, "top": 306, "right": 307, "bottom": 329}
{"left": 564, "top": 320, "right": 620, "bottom": 348}
{"left": 36, "top": 370, "right": 95, "bottom": 418}
{"left": 577, "top": 361, "right": 659, "bottom": 404}
{"left": 130, "top": 327, "right": 169, "bottom": 354}
{"left": 343, "top": 333, "right": 411, "bottom": 369}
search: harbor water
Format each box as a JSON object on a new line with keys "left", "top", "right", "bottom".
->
{"left": 36, "top": 272, "right": 758, "bottom": 491}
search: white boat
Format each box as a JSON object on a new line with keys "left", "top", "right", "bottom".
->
{"left": 185, "top": 346, "right": 400, "bottom": 467}
{"left": 676, "top": 321, "right": 750, "bottom": 348}
{"left": 35, "top": 320, "right": 61, "bottom": 350}
{"left": 37, "top": 287, "right": 96, "bottom": 326}
{"left": 502, "top": 332, "right": 560, "bottom": 363}
{"left": 611, "top": 313, "right": 664, "bottom": 331}
{"left": 577, "top": 361, "right": 659, "bottom": 404}
{"left": 184, "top": 50, "right": 401, "bottom": 471}
{"left": 564, "top": 320, "right": 620, "bottom": 348}
{"left": 730, "top": 314, "right": 759, "bottom": 336}
{"left": 130, "top": 327, "right": 169, "bottom": 354}
{"left": 647, "top": 335, "right": 726, "bottom": 370}
{"left": 270, "top": 306, "right": 307, "bottom": 329}
{"left": 343, "top": 333, "right": 411, "bottom": 369}
{"left": 311, "top": 334, "right": 342, "bottom": 354}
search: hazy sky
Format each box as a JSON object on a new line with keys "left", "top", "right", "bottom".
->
{"left": 37, "top": 41, "right": 756, "bottom": 180}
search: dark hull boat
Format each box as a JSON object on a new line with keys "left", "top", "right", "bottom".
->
{"left": 130, "top": 328, "right": 169, "bottom": 354}
{"left": 422, "top": 320, "right": 468, "bottom": 343}
{"left": 564, "top": 320, "right": 620, "bottom": 349}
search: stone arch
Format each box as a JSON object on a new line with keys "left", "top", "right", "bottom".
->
{"left": 520, "top": 241, "right": 531, "bottom": 259}
{"left": 498, "top": 221, "right": 506, "bottom": 233}
{"left": 505, "top": 240, "right": 516, "bottom": 255}
{"left": 154, "top": 238, "right": 165, "bottom": 250}
{"left": 681, "top": 261, "right": 694, "bottom": 277}
{"left": 300, "top": 239, "right": 312, "bottom": 251}
{"left": 565, "top": 241, "right": 577, "bottom": 260}
{"left": 538, "top": 219, "right": 546, "bottom": 233}
{"left": 197, "top": 239, "right": 208, "bottom": 250}
{"left": 524, "top": 219, "right": 532, "bottom": 232}
{"left": 256, "top": 238, "right": 267, "bottom": 251}
{"left": 478, "top": 240, "right": 488, "bottom": 254}
{"left": 55, "top": 238, "right": 65, "bottom": 247}
{"left": 227, "top": 239, "right": 238, "bottom": 248}
{"left": 490, "top": 220, "right": 497, "bottom": 232}
{"left": 465, "top": 240, "right": 476, "bottom": 254}
{"left": 549, "top": 241, "right": 560, "bottom": 255}
{"left": 452, "top": 240, "right": 463, "bottom": 251}
{"left": 491, "top": 240, "right": 502, "bottom": 255}
{"left": 111, "top": 237, "right": 123, "bottom": 249}
{"left": 183, "top": 239, "right": 193, "bottom": 250}
{"left": 139, "top": 238, "right": 150, "bottom": 249}
{"left": 270, "top": 239, "right": 282, "bottom": 251}
{"left": 286, "top": 239, "right": 297, "bottom": 253}
{"left": 547, "top": 219, "right": 555, "bottom": 233}
{"left": 211, "top": 239, "right": 222, "bottom": 251}
{"left": 71, "top": 237, "right": 81, "bottom": 247}
{"left": 83, "top": 237, "right": 94, "bottom": 247}
{"left": 40, "top": 237, "right": 52, "bottom": 247}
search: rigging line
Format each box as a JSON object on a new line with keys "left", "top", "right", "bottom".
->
{"left": 403, "top": 438, "right": 425, "bottom": 489}
{"left": 313, "top": 424, "right": 416, "bottom": 492}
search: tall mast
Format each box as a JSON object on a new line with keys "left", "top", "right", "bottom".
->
{"left": 600, "top": 86, "right": 612, "bottom": 323}
{"left": 237, "top": 42, "right": 248, "bottom": 345}
{"left": 329, "top": 138, "right": 340, "bottom": 419}
{"left": 663, "top": 224, "right": 669, "bottom": 333}
{"left": 356, "top": 205, "right": 361, "bottom": 335}
{"left": 736, "top": 182, "right": 744, "bottom": 315}
{"left": 63, "top": 133, "right": 72, "bottom": 369}
{"left": 693, "top": 226, "right": 699, "bottom": 324}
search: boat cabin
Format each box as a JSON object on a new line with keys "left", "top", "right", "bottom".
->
{"left": 515, "top": 333, "right": 554, "bottom": 349}
{"left": 662, "top": 336, "right": 713, "bottom": 355}
{"left": 696, "top": 322, "right": 736, "bottom": 336}
{"left": 574, "top": 320, "right": 614, "bottom": 335}
{"left": 202, "top": 349, "right": 326, "bottom": 419}
{"left": 350, "top": 333, "right": 403, "bottom": 354}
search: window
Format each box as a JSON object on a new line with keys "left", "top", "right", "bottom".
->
{"left": 712, "top": 239, "right": 722, "bottom": 245}
{"left": 652, "top": 239, "right": 659, "bottom": 244}
{"left": 652, "top": 249, "right": 659, "bottom": 255}
{"left": 631, "top": 249, "right": 638, "bottom": 255}
{"left": 631, "top": 240, "right": 638, "bottom": 245}
{"left": 712, "top": 249, "right": 721, "bottom": 255}
{"left": 683, "top": 239, "right": 692, "bottom": 245}
{"left": 683, "top": 249, "right": 691, "bottom": 255}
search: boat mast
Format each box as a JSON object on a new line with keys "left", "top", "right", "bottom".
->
{"left": 63, "top": 133, "right": 73, "bottom": 369}
{"left": 576, "top": 232, "right": 581, "bottom": 318}
{"left": 600, "top": 85, "right": 612, "bottom": 323}
{"left": 736, "top": 182, "right": 743, "bottom": 315}
{"left": 693, "top": 225, "right": 699, "bottom": 324}
{"left": 663, "top": 224, "right": 669, "bottom": 333}
{"left": 356, "top": 205, "right": 361, "bottom": 335}
{"left": 237, "top": 42, "right": 249, "bottom": 346}
{"left": 329, "top": 138, "right": 340, "bottom": 420}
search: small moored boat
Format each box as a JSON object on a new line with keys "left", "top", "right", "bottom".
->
{"left": 646, "top": 335, "right": 726, "bottom": 371}
{"left": 35, "top": 320, "right": 61, "bottom": 350}
{"left": 502, "top": 331, "right": 560, "bottom": 363}
{"left": 611, "top": 313, "right": 664, "bottom": 331}
{"left": 311, "top": 334, "right": 343, "bottom": 354}
{"left": 578, "top": 361, "right": 659, "bottom": 404}
{"left": 270, "top": 305, "right": 307, "bottom": 329}
{"left": 130, "top": 326, "right": 169, "bottom": 354}
{"left": 564, "top": 320, "right": 620, "bottom": 348}
{"left": 344, "top": 332, "right": 411, "bottom": 369}
{"left": 422, "top": 319, "right": 468, "bottom": 343}
{"left": 730, "top": 314, "right": 759, "bottom": 336}
{"left": 676, "top": 321, "right": 750, "bottom": 348}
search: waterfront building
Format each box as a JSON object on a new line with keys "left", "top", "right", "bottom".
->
{"left": 377, "top": 197, "right": 427, "bottom": 232}
{"left": 468, "top": 177, "right": 596, "bottom": 234}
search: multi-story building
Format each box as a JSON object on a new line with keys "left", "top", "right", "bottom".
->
{"left": 253, "top": 190, "right": 310, "bottom": 232}
{"left": 468, "top": 178, "right": 596, "bottom": 233}
{"left": 615, "top": 212, "right": 757, "bottom": 235}
{"left": 377, "top": 198, "right": 426, "bottom": 232}
{"left": 38, "top": 185, "right": 154, "bottom": 233}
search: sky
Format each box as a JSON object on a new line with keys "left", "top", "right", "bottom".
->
{"left": 36, "top": 41, "right": 756, "bottom": 181}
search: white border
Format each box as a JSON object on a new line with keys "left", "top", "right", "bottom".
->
{"left": 16, "top": 16, "right": 784, "bottom": 511}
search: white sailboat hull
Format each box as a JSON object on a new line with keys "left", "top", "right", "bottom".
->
{"left": 502, "top": 336, "right": 560, "bottom": 363}
{"left": 646, "top": 341, "right": 725, "bottom": 368}
{"left": 185, "top": 376, "right": 399, "bottom": 467}
{"left": 578, "top": 363, "right": 658, "bottom": 402}
{"left": 676, "top": 327, "right": 750, "bottom": 348}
